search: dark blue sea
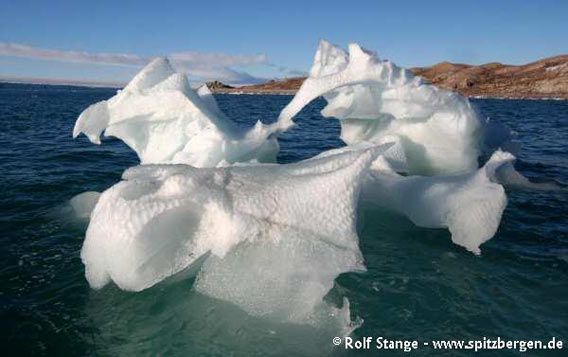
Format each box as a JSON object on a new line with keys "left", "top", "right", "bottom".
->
{"left": 0, "top": 82, "right": 566, "bottom": 356}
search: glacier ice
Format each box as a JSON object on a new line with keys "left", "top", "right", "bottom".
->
{"left": 69, "top": 191, "right": 101, "bottom": 219}
{"left": 73, "top": 58, "right": 288, "bottom": 167}
{"left": 363, "top": 150, "right": 513, "bottom": 254}
{"left": 81, "top": 145, "right": 389, "bottom": 321}
{"left": 72, "top": 40, "right": 538, "bottom": 330}
{"left": 305, "top": 144, "right": 511, "bottom": 254}
{"left": 491, "top": 157, "right": 563, "bottom": 191}
{"left": 272, "top": 40, "right": 543, "bottom": 252}
{"left": 279, "top": 40, "right": 484, "bottom": 175}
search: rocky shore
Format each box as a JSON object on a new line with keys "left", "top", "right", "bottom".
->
{"left": 211, "top": 55, "right": 568, "bottom": 99}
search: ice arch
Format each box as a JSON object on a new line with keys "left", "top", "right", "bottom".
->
{"left": 279, "top": 40, "right": 484, "bottom": 175}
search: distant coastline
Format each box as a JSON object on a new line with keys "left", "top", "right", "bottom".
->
{"left": 211, "top": 54, "right": 568, "bottom": 100}
{"left": 0, "top": 76, "right": 123, "bottom": 89}
{"left": 3, "top": 80, "right": 566, "bottom": 101}
{"left": 3, "top": 53, "right": 567, "bottom": 100}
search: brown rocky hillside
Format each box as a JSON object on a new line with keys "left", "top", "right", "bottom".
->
{"left": 211, "top": 55, "right": 568, "bottom": 99}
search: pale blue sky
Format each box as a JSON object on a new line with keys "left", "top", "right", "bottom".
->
{"left": 1, "top": 0, "right": 567, "bottom": 84}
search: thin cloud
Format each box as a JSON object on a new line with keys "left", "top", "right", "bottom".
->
{"left": 170, "top": 51, "right": 268, "bottom": 67}
{"left": 0, "top": 42, "right": 147, "bottom": 66}
{"left": 270, "top": 64, "right": 307, "bottom": 78}
{"left": 0, "top": 42, "right": 272, "bottom": 84}
{"left": 284, "top": 69, "right": 308, "bottom": 77}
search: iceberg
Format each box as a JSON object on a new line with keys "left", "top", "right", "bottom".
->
{"left": 279, "top": 41, "right": 484, "bottom": 175}
{"left": 73, "top": 58, "right": 289, "bottom": 167}
{"left": 81, "top": 145, "right": 390, "bottom": 320}
{"left": 73, "top": 40, "right": 546, "bottom": 331}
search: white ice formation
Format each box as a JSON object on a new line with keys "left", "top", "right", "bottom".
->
{"left": 81, "top": 145, "right": 390, "bottom": 322}
{"left": 275, "top": 41, "right": 532, "bottom": 253}
{"left": 73, "top": 58, "right": 288, "bottom": 167}
{"left": 279, "top": 40, "right": 484, "bottom": 175}
{"left": 364, "top": 150, "right": 513, "bottom": 254}
{"left": 73, "top": 40, "right": 534, "bottom": 327}
{"left": 304, "top": 144, "right": 511, "bottom": 254}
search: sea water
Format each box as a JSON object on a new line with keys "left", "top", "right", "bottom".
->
{"left": 0, "top": 83, "right": 566, "bottom": 355}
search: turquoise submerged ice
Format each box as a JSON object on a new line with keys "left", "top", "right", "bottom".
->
{"left": 72, "top": 40, "right": 543, "bottom": 333}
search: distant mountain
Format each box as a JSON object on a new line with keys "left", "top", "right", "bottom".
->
{"left": 412, "top": 55, "right": 568, "bottom": 99}
{"left": 210, "top": 77, "right": 304, "bottom": 95}
{"left": 211, "top": 55, "right": 568, "bottom": 99}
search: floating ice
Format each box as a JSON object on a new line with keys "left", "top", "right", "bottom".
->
{"left": 81, "top": 145, "right": 389, "bottom": 321}
{"left": 69, "top": 191, "right": 101, "bottom": 219}
{"left": 272, "top": 40, "right": 536, "bottom": 252}
{"left": 363, "top": 150, "right": 514, "bottom": 254}
{"left": 279, "top": 40, "right": 484, "bottom": 175}
{"left": 73, "top": 58, "right": 288, "bottom": 167}
{"left": 491, "top": 158, "right": 563, "bottom": 191}
{"left": 74, "top": 40, "right": 538, "bottom": 331}
{"left": 304, "top": 143, "right": 510, "bottom": 253}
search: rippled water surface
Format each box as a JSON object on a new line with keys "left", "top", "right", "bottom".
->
{"left": 0, "top": 83, "right": 567, "bottom": 355}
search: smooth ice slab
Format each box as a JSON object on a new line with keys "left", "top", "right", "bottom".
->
{"left": 279, "top": 41, "right": 484, "bottom": 175}
{"left": 73, "top": 58, "right": 288, "bottom": 167}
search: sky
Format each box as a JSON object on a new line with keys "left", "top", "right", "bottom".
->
{"left": 1, "top": 0, "right": 567, "bottom": 85}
